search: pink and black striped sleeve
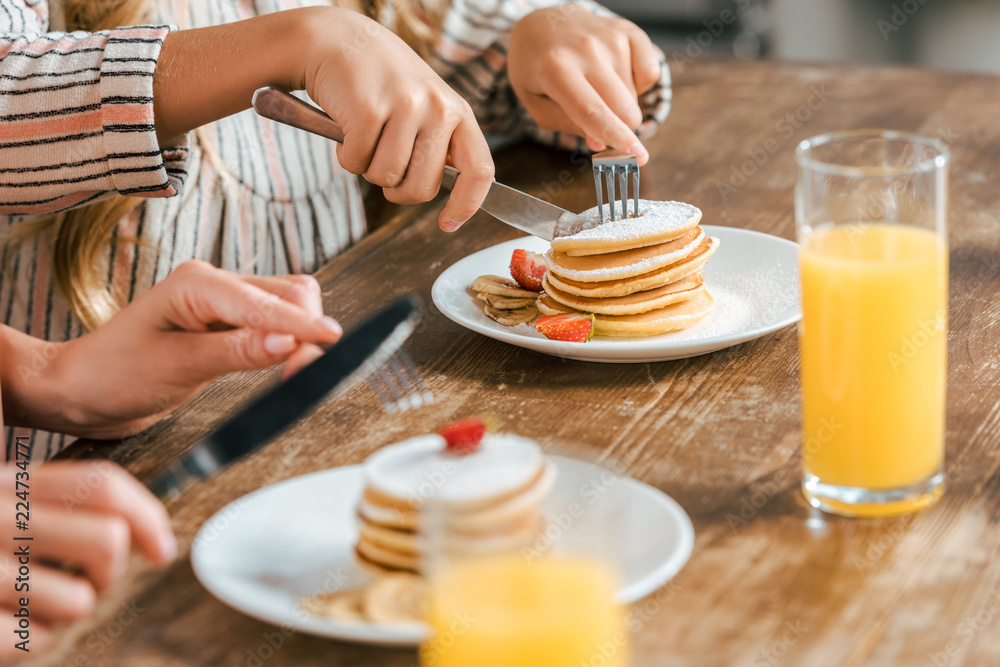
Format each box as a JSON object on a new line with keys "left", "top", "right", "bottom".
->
{"left": 0, "top": 2, "right": 189, "bottom": 216}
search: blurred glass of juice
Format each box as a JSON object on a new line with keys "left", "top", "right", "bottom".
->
{"left": 420, "top": 454, "right": 629, "bottom": 666}
{"left": 422, "top": 554, "right": 627, "bottom": 667}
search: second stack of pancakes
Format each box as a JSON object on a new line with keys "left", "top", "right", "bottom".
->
{"left": 538, "top": 200, "right": 720, "bottom": 337}
{"left": 356, "top": 434, "right": 556, "bottom": 573}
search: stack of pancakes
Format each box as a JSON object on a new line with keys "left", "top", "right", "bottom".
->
{"left": 356, "top": 434, "right": 556, "bottom": 573}
{"left": 538, "top": 200, "right": 720, "bottom": 337}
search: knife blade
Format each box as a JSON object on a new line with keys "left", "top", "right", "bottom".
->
{"left": 251, "top": 87, "right": 597, "bottom": 241}
{"left": 147, "top": 294, "right": 421, "bottom": 500}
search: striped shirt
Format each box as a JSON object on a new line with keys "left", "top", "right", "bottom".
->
{"left": 0, "top": 0, "right": 672, "bottom": 459}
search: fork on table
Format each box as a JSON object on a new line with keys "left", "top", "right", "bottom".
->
{"left": 366, "top": 347, "right": 435, "bottom": 414}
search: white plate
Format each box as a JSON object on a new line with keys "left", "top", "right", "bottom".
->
{"left": 431, "top": 225, "right": 801, "bottom": 363}
{"left": 191, "top": 456, "right": 694, "bottom": 647}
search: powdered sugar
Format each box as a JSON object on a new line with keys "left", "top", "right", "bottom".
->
{"left": 565, "top": 200, "right": 702, "bottom": 244}
{"left": 365, "top": 434, "right": 544, "bottom": 504}
{"left": 676, "top": 260, "right": 800, "bottom": 341}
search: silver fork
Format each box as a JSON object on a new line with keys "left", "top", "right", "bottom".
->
{"left": 365, "top": 348, "right": 435, "bottom": 414}
{"left": 592, "top": 149, "right": 640, "bottom": 223}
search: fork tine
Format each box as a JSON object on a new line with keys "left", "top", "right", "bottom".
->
{"left": 364, "top": 348, "right": 433, "bottom": 414}
{"left": 617, "top": 167, "right": 628, "bottom": 220}
{"left": 388, "top": 349, "right": 434, "bottom": 410}
{"left": 594, "top": 167, "right": 605, "bottom": 225}
{"left": 604, "top": 169, "right": 617, "bottom": 221}
{"left": 374, "top": 364, "right": 406, "bottom": 413}
{"left": 385, "top": 353, "right": 420, "bottom": 412}
{"left": 593, "top": 149, "right": 640, "bottom": 222}
{"left": 631, "top": 164, "right": 640, "bottom": 218}
{"left": 366, "top": 373, "right": 397, "bottom": 414}
{"left": 395, "top": 348, "right": 435, "bottom": 406}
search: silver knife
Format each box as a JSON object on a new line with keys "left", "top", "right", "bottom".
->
{"left": 147, "top": 295, "right": 421, "bottom": 500}
{"left": 251, "top": 87, "right": 597, "bottom": 241}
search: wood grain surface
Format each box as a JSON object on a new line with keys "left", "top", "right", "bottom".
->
{"left": 42, "top": 60, "right": 1000, "bottom": 667}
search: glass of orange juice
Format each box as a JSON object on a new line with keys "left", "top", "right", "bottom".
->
{"left": 420, "top": 458, "right": 629, "bottom": 667}
{"left": 795, "top": 130, "right": 949, "bottom": 517}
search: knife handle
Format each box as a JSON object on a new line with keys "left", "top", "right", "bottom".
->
{"left": 251, "top": 87, "right": 459, "bottom": 191}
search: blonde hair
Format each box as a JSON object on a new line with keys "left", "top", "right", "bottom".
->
{"left": 9, "top": 0, "right": 445, "bottom": 331}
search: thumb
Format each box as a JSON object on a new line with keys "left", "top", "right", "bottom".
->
{"left": 185, "top": 328, "right": 299, "bottom": 378}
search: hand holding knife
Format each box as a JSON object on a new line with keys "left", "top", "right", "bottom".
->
{"left": 147, "top": 295, "right": 421, "bottom": 500}
{"left": 251, "top": 87, "right": 597, "bottom": 242}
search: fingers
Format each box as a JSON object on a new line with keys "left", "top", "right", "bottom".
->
{"left": 222, "top": 284, "right": 342, "bottom": 345}
{"left": 383, "top": 128, "right": 449, "bottom": 206}
{"left": 586, "top": 68, "right": 644, "bottom": 132}
{"left": 626, "top": 24, "right": 664, "bottom": 95}
{"left": 281, "top": 342, "right": 326, "bottom": 379}
{"left": 508, "top": 8, "right": 657, "bottom": 164}
{"left": 176, "top": 327, "right": 319, "bottom": 380}
{"left": 32, "top": 504, "right": 130, "bottom": 593}
{"left": 335, "top": 115, "right": 384, "bottom": 175}
{"left": 382, "top": 93, "right": 493, "bottom": 228}
{"left": 543, "top": 69, "right": 648, "bottom": 164}
{"left": 0, "top": 555, "right": 95, "bottom": 623}
{"left": 518, "top": 93, "right": 580, "bottom": 137}
{"left": 171, "top": 328, "right": 327, "bottom": 387}
{"left": 239, "top": 274, "right": 327, "bottom": 321}
{"left": 31, "top": 462, "right": 177, "bottom": 567}
{"left": 0, "top": 612, "right": 51, "bottom": 658}
{"left": 364, "top": 115, "right": 419, "bottom": 189}
{"left": 161, "top": 262, "right": 342, "bottom": 346}
{"left": 438, "top": 117, "right": 494, "bottom": 231}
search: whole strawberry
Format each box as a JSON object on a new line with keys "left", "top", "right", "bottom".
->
{"left": 509, "top": 249, "right": 547, "bottom": 292}
{"left": 439, "top": 417, "right": 487, "bottom": 454}
{"left": 534, "top": 313, "right": 595, "bottom": 343}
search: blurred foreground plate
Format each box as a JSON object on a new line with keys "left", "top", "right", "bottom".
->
{"left": 191, "top": 456, "right": 694, "bottom": 646}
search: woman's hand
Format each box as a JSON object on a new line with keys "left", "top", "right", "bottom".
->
{"left": 507, "top": 5, "right": 663, "bottom": 165}
{"left": 301, "top": 8, "right": 495, "bottom": 231}
{"left": 0, "top": 461, "right": 175, "bottom": 660}
{"left": 5, "top": 261, "right": 343, "bottom": 439}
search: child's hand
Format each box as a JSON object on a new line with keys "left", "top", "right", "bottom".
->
{"left": 302, "top": 9, "right": 495, "bottom": 232}
{"left": 154, "top": 7, "right": 492, "bottom": 231}
{"left": 0, "top": 462, "right": 175, "bottom": 659}
{"left": 507, "top": 5, "right": 662, "bottom": 165}
{"left": 31, "top": 261, "right": 342, "bottom": 438}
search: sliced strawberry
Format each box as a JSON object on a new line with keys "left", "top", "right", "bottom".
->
{"left": 534, "top": 312, "right": 595, "bottom": 343}
{"left": 509, "top": 249, "right": 547, "bottom": 292}
{"left": 440, "top": 417, "right": 487, "bottom": 455}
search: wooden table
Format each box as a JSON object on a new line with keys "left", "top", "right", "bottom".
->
{"left": 41, "top": 60, "right": 1000, "bottom": 666}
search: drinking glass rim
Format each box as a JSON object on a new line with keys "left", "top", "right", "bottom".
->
{"left": 795, "top": 129, "right": 950, "bottom": 177}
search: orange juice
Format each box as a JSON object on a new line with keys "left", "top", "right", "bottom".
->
{"left": 800, "top": 223, "right": 947, "bottom": 513}
{"left": 422, "top": 555, "right": 627, "bottom": 667}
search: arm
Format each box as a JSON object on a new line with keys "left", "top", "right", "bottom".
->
{"left": 0, "top": 1, "right": 188, "bottom": 215}
{"left": 0, "top": 261, "right": 342, "bottom": 439}
{"left": 150, "top": 8, "right": 309, "bottom": 144}
{"left": 153, "top": 5, "right": 494, "bottom": 229}
{"left": 0, "top": 3, "right": 493, "bottom": 228}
